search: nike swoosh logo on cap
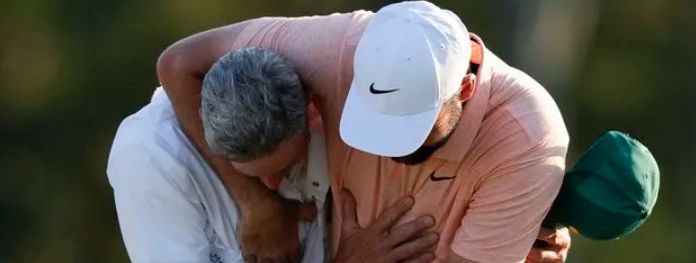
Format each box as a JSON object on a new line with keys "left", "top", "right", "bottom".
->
{"left": 369, "top": 82, "right": 399, "bottom": 94}
{"left": 430, "top": 171, "right": 455, "bottom": 181}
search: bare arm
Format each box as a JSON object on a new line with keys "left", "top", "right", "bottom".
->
{"left": 156, "top": 21, "right": 267, "bottom": 211}
{"left": 156, "top": 21, "right": 316, "bottom": 262}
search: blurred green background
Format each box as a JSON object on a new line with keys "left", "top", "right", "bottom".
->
{"left": 1, "top": 0, "right": 694, "bottom": 262}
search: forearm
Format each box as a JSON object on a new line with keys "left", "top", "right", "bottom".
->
{"left": 165, "top": 73, "right": 267, "bottom": 209}
{"left": 156, "top": 21, "right": 270, "bottom": 210}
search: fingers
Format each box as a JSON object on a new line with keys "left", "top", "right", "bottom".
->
{"left": 387, "top": 215, "right": 435, "bottom": 246}
{"left": 526, "top": 245, "right": 543, "bottom": 263}
{"left": 401, "top": 253, "right": 436, "bottom": 263}
{"left": 537, "top": 227, "right": 571, "bottom": 250}
{"left": 372, "top": 195, "right": 415, "bottom": 231}
{"left": 528, "top": 241, "right": 556, "bottom": 262}
{"left": 389, "top": 232, "right": 439, "bottom": 262}
{"left": 340, "top": 190, "right": 359, "bottom": 234}
{"left": 537, "top": 226, "right": 557, "bottom": 240}
{"left": 555, "top": 227, "right": 571, "bottom": 250}
{"left": 527, "top": 240, "right": 568, "bottom": 263}
{"left": 537, "top": 250, "right": 564, "bottom": 263}
{"left": 298, "top": 202, "right": 318, "bottom": 221}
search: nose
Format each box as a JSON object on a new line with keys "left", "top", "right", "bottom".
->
{"left": 260, "top": 173, "right": 284, "bottom": 190}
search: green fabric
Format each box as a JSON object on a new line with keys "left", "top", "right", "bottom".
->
{"left": 543, "top": 131, "right": 660, "bottom": 240}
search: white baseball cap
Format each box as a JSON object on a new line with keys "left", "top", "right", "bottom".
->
{"left": 340, "top": 1, "right": 471, "bottom": 157}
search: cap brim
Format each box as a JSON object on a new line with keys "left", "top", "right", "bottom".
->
{"left": 339, "top": 81, "right": 440, "bottom": 157}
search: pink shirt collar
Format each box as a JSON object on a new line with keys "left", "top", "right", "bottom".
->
{"left": 433, "top": 33, "right": 493, "bottom": 162}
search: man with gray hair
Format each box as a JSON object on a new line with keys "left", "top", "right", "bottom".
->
{"left": 107, "top": 46, "right": 436, "bottom": 262}
{"left": 202, "top": 47, "right": 309, "bottom": 167}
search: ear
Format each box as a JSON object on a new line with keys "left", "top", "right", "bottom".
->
{"left": 458, "top": 73, "right": 477, "bottom": 102}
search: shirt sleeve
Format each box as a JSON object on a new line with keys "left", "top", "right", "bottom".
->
{"left": 107, "top": 130, "right": 211, "bottom": 262}
{"left": 450, "top": 137, "right": 567, "bottom": 263}
{"left": 231, "top": 11, "right": 371, "bottom": 106}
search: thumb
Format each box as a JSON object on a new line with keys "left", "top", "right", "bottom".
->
{"left": 298, "top": 202, "right": 318, "bottom": 221}
{"left": 340, "top": 189, "right": 359, "bottom": 233}
{"left": 537, "top": 227, "right": 558, "bottom": 241}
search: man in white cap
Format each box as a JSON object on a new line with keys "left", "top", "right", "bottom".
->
{"left": 159, "top": 1, "right": 571, "bottom": 262}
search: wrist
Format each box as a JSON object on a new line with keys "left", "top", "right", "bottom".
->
{"left": 218, "top": 167, "right": 273, "bottom": 212}
{"left": 238, "top": 184, "right": 275, "bottom": 213}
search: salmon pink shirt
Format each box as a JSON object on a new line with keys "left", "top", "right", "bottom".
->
{"left": 231, "top": 10, "right": 569, "bottom": 263}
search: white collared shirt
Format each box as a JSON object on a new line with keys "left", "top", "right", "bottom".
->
{"left": 107, "top": 88, "right": 330, "bottom": 263}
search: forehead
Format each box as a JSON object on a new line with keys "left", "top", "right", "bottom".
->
{"left": 231, "top": 135, "right": 308, "bottom": 176}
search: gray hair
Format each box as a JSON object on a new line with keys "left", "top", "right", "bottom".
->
{"left": 201, "top": 47, "right": 308, "bottom": 162}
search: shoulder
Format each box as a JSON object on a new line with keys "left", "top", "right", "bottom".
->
{"left": 107, "top": 90, "right": 197, "bottom": 192}
{"left": 468, "top": 64, "right": 568, "bottom": 175}
{"left": 233, "top": 10, "right": 373, "bottom": 95}
{"left": 485, "top": 56, "right": 568, "bottom": 148}
{"left": 236, "top": 10, "right": 373, "bottom": 46}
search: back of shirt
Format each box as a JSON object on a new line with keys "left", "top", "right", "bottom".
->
{"left": 108, "top": 88, "right": 248, "bottom": 262}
